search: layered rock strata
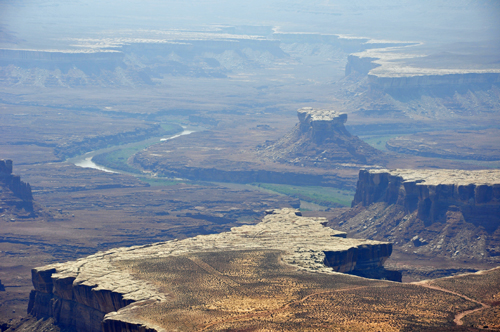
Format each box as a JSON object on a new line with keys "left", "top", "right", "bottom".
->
{"left": 28, "top": 208, "right": 399, "bottom": 332}
{"left": 346, "top": 51, "right": 500, "bottom": 94}
{"left": 257, "top": 107, "right": 384, "bottom": 167}
{"left": 0, "top": 159, "right": 34, "bottom": 213}
{"left": 330, "top": 169, "right": 500, "bottom": 266}
{"left": 353, "top": 169, "right": 500, "bottom": 228}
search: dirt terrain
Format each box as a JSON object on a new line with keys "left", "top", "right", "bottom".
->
{"left": 111, "top": 250, "right": 499, "bottom": 331}
{"left": 0, "top": 163, "right": 299, "bottom": 321}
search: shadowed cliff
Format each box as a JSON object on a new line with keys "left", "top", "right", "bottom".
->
{"left": 0, "top": 159, "right": 34, "bottom": 215}
{"left": 329, "top": 169, "right": 500, "bottom": 271}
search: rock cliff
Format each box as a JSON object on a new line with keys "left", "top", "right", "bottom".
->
{"left": 257, "top": 107, "right": 385, "bottom": 167}
{"left": 329, "top": 169, "right": 500, "bottom": 267}
{"left": 353, "top": 169, "right": 500, "bottom": 228}
{"left": 346, "top": 52, "right": 500, "bottom": 94}
{"left": 28, "top": 208, "right": 399, "bottom": 332}
{"left": 345, "top": 54, "right": 380, "bottom": 76}
{"left": 0, "top": 159, "right": 34, "bottom": 213}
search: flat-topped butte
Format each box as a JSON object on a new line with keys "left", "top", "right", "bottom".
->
{"left": 297, "top": 107, "right": 347, "bottom": 125}
{"left": 257, "top": 107, "right": 383, "bottom": 167}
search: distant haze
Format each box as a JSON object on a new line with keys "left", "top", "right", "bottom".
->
{"left": 1, "top": 0, "right": 499, "bottom": 50}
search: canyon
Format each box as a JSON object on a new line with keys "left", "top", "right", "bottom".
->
{"left": 131, "top": 108, "right": 370, "bottom": 189}
{"left": 1, "top": 1, "right": 499, "bottom": 330}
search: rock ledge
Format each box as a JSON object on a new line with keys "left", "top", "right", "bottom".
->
{"left": 29, "top": 208, "right": 399, "bottom": 332}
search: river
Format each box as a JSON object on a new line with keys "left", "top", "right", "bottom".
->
{"left": 67, "top": 127, "right": 195, "bottom": 174}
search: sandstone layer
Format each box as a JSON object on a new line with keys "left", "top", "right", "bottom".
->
{"left": 257, "top": 107, "right": 385, "bottom": 167}
{"left": 353, "top": 168, "right": 500, "bottom": 227}
{"left": 329, "top": 168, "right": 500, "bottom": 271}
{"left": 28, "top": 208, "right": 399, "bottom": 332}
{"left": 346, "top": 46, "right": 500, "bottom": 95}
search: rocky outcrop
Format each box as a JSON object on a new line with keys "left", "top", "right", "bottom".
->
{"left": 0, "top": 159, "right": 34, "bottom": 213}
{"left": 353, "top": 169, "right": 500, "bottom": 229}
{"left": 0, "top": 159, "right": 13, "bottom": 174}
{"left": 330, "top": 169, "right": 500, "bottom": 267}
{"left": 257, "top": 107, "right": 385, "bottom": 167}
{"left": 28, "top": 208, "right": 399, "bottom": 332}
{"left": 28, "top": 271, "right": 135, "bottom": 332}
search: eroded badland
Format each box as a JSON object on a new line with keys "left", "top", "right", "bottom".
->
{"left": 1, "top": 1, "right": 500, "bottom": 331}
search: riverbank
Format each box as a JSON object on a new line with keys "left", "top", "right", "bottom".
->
{"left": 67, "top": 126, "right": 196, "bottom": 175}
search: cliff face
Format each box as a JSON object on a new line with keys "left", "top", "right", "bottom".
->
{"left": 0, "top": 159, "right": 34, "bottom": 213}
{"left": 330, "top": 169, "right": 500, "bottom": 266}
{"left": 28, "top": 267, "right": 135, "bottom": 332}
{"left": 345, "top": 55, "right": 380, "bottom": 76}
{"left": 346, "top": 53, "right": 500, "bottom": 94}
{"left": 353, "top": 169, "right": 500, "bottom": 229}
{"left": 257, "top": 107, "right": 385, "bottom": 167}
{"left": 28, "top": 208, "right": 400, "bottom": 332}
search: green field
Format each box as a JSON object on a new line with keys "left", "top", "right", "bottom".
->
{"left": 92, "top": 122, "right": 183, "bottom": 174}
{"left": 137, "top": 177, "right": 181, "bottom": 186}
{"left": 359, "top": 135, "right": 404, "bottom": 151}
{"left": 252, "top": 183, "right": 354, "bottom": 207}
{"left": 92, "top": 143, "right": 152, "bottom": 174}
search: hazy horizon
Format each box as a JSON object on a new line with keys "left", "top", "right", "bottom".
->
{"left": 2, "top": 0, "right": 499, "bottom": 51}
